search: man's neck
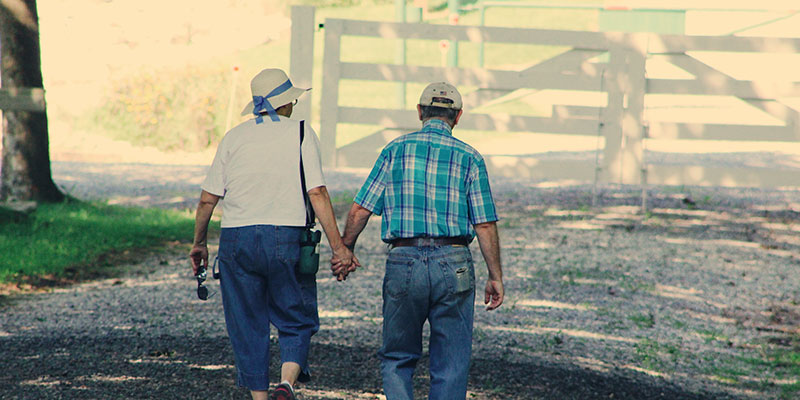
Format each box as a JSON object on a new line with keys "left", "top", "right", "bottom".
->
{"left": 422, "top": 117, "right": 454, "bottom": 129}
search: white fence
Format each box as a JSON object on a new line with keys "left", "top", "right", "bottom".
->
{"left": 296, "top": 6, "right": 800, "bottom": 189}
{"left": 643, "top": 35, "right": 800, "bottom": 188}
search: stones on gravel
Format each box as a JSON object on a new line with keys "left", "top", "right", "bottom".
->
{"left": 2, "top": 163, "right": 796, "bottom": 399}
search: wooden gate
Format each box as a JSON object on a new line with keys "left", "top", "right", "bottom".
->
{"left": 643, "top": 34, "right": 800, "bottom": 188}
{"left": 299, "top": 7, "right": 800, "bottom": 188}
{"left": 317, "top": 18, "right": 625, "bottom": 183}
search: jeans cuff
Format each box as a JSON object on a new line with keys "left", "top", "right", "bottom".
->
{"left": 280, "top": 347, "right": 312, "bottom": 382}
{"left": 237, "top": 370, "right": 270, "bottom": 391}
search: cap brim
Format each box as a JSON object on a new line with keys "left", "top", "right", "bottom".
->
{"left": 240, "top": 86, "right": 310, "bottom": 116}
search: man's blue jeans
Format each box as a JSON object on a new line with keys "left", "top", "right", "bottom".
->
{"left": 379, "top": 245, "right": 475, "bottom": 400}
{"left": 218, "top": 225, "right": 319, "bottom": 391}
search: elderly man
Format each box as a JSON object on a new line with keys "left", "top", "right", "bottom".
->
{"left": 190, "top": 68, "right": 355, "bottom": 400}
{"left": 334, "top": 82, "right": 504, "bottom": 400}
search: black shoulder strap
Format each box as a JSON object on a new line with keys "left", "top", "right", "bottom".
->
{"left": 299, "top": 120, "right": 315, "bottom": 228}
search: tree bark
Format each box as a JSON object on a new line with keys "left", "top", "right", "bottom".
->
{"left": 0, "top": 0, "right": 64, "bottom": 202}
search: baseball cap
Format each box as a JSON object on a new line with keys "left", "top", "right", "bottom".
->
{"left": 419, "top": 82, "right": 462, "bottom": 110}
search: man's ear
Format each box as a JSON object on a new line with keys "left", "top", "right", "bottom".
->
{"left": 417, "top": 104, "right": 423, "bottom": 121}
{"left": 453, "top": 109, "right": 463, "bottom": 126}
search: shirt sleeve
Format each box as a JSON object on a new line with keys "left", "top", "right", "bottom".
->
{"left": 466, "top": 155, "right": 498, "bottom": 225}
{"left": 201, "top": 136, "right": 227, "bottom": 197}
{"left": 353, "top": 148, "right": 388, "bottom": 215}
{"left": 301, "top": 122, "right": 326, "bottom": 190}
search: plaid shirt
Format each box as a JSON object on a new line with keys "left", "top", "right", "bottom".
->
{"left": 354, "top": 119, "right": 498, "bottom": 242}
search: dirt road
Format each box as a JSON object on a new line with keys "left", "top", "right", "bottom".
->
{"left": 1, "top": 161, "right": 798, "bottom": 399}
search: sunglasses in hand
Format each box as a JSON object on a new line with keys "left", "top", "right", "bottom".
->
{"left": 195, "top": 265, "right": 217, "bottom": 301}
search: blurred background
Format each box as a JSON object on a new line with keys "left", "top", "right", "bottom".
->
{"left": 26, "top": 0, "right": 800, "bottom": 171}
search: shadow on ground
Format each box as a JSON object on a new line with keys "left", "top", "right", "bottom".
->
{"left": 1, "top": 333, "right": 739, "bottom": 399}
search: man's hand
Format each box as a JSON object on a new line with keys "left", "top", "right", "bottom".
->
{"left": 475, "top": 221, "right": 503, "bottom": 310}
{"left": 331, "top": 246, "right": 360, "bottom": 281}
{"left": 484, "top": 279, "right": 504, "bottom": 311}
{"left": 189, "top": 244, "right": 208, "bottom": 275}
{"left": 331, "top": 202, "right": 373, "bottom": 281}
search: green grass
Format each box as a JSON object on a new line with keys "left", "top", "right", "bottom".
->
{"left": 696, "top": 328, "right": 729, "bottom": 344}
{"left": 739, "top": 345, "right": 800, "bottom": 399}
{"left": 330, "top": 190, "right": 358, "bottom": 203}
{"left": 0, "top": 200, "right": 211, "bottom": 284}
{"left": 634, "top": 338, "right": 683, "bottom": 372}
{"left": 628, "top": 312, "right": 656, "bottom": 329}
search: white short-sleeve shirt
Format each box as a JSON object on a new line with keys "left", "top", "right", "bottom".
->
{"left": 201, "top": 116, "right": 325, "bottom": 228}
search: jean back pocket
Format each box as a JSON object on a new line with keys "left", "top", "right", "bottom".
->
{"left": 454, "top": 266, "right": 472, "bottom": 294}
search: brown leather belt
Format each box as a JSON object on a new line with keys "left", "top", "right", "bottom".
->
{"left": 389, "top": 236, "right": 469, "bottom": 248}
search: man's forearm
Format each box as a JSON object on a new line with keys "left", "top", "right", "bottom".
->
{"left": 474, "top": 221, "right": 502, "bottom": 281}
{"left": 342, "top": 203, "right": 372, "bottom": 250}
{"left": 307, "top": 186, "right": 345, "bottom": 251}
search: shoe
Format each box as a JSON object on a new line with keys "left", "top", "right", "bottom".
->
{"left": 269, "top": 383, "right": 296, "bottom": 400}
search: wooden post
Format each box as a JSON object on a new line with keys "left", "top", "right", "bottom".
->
{"left": 600, "top": 33, "right": 646, "bottom": 186}
{"left": 621, "top": 34, "right": 648, "bottom": 212}
{"left": 599, "top": 33, "right": 625, "bottom": 185}
{"left": 447, "top": 0, "right": 460, "bottom": 66}
{"left": 621, "top": 34, "right": 647, "bottom": 186}
{"left": 290, "top": 6, "right": 316, "bottom": 122}
{"left": 319, "top": 19, "right": 343, "bottom": 167}
{"left": 395, "top": 0, "right": 407, "bottom": 109}
{"left": 478, "top": 0, "right": 486, "bottom": 67}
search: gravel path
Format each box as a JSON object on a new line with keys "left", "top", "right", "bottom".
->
{"left": 1, "top": 159, "right": 799, "bottom": 399}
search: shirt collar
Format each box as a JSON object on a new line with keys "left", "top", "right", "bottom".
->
{"left": 421, "top": 118, "right": 453, "bottom": 136}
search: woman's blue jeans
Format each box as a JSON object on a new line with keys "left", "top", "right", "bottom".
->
{"left": 379, "top": 245, "right": 476, "bottom": 400}
{"left": 218, "top": 225, "right": 319, "bottom": 391}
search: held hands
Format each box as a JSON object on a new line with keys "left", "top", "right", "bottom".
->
{"left": 330, "top": 245, "right": 360, "bottom": 282}
{"left": 484, "top": 279, "right": 504, "bottom": 311}
{"left": 189, "top": 244, "right": 208, "bottom": 275}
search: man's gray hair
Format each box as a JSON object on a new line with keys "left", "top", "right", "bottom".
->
{"left": 420, "top": 97, "right": 459, "bottom": 123}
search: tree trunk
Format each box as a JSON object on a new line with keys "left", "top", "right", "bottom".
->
{"left": 0, "top": 0, "right": 64, "bottom": 202}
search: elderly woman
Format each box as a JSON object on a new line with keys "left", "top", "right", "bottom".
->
{"left": 190, "top": 69, "right": 356, "bottom": 400}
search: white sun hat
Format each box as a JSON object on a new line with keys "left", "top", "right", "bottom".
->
{"left": 240, "top": 68, "right": 310, "bottom": 123}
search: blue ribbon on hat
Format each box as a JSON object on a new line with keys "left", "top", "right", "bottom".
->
{"left": 252, "top": 79, "right": 294, "bottom": 124}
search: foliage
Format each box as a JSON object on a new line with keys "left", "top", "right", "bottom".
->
{"left": 0, "top": 200, "right": 210, "bottom": 283}
{"left": 88, "top": 66, "right": 229, "bottom": 152}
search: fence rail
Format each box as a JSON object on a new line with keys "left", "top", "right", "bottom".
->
{"left": 319, "top": 18, "right": 618, "bottom": 178}
{"left": 289, "top": 6, "right": 800, "bottom": 191}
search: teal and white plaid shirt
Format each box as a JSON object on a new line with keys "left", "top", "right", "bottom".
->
{"left": 354, "top": 119, "right": 498, "bottom": 243}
